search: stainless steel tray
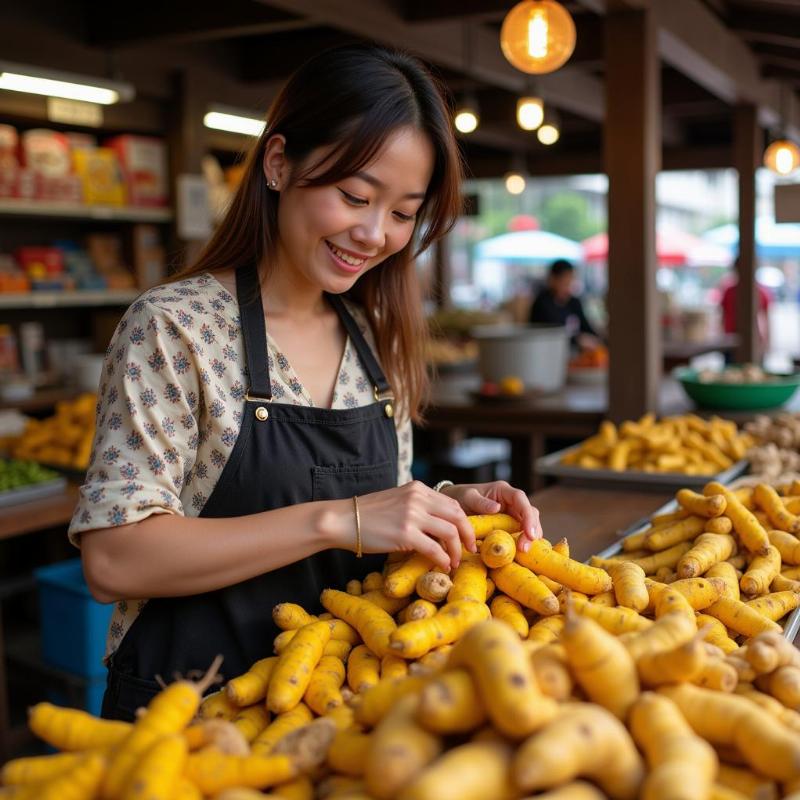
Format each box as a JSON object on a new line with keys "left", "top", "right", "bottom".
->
{"left": 589, "top": 497, "right": 800, "bottom": 642}
{"left": 0, "top": 476, "right": 67, "bottom": 509}
{"left": 537, "top": 444, "right": 748, "bottom": 492}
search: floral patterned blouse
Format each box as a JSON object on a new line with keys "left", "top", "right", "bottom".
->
{"left": 68, "top": 272, "right": 413, "bottom": 657}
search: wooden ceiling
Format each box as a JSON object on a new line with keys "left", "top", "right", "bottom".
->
{"left": 3, "top": 0, "right": 800, "bottom": 176}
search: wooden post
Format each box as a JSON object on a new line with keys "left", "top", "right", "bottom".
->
{"left": 604, "top": 9, "right": 661, "bottom": 422}
{"left": 734, "top": 104, "right": 759, "bottom": 364}
{"left": 166, "top": 69, "right": 209, "bottom": 270}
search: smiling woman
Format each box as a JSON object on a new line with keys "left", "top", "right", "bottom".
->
{"left": 68, "top": 44, "right": 543, "bottom": 722}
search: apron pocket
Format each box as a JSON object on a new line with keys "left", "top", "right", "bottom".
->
{"left": 311, "top": 461, "right": 395, "bottom": 501}
{"left": 102, "top": 664, "right": 162, "bottom": 721}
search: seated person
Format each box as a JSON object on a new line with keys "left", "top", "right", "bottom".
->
{"left": 529, "top": 259, "right": 600, "bottom": 350}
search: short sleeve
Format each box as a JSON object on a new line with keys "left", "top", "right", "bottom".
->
{"left": 68, "top": 298, "right": 201, "bottom": 544}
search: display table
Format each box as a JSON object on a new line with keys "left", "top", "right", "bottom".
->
{"left": 0, "top": 483, "right": 79, "bottom": 541}
{"left": 530, "top": 484, "right": 670, "bottom": 562}
{"left": 425, "top": 372, "right": 800, "bottom": 493}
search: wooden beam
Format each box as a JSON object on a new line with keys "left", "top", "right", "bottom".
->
{"left": 87, "top": 1, "right": 311, "bottom": 46}
{"left": 729, "top": 7, "right": 800, "bottom": 50}
{"left": 402, "top": 0, "right": 509, "bottom": 22}
{"left": 257, "top": 0, "right": 606, "bottom": 122}
{"left": 605, "top": 8, "right": 661, "bottom": 421}
{"left": 652, "top": 0, "right": 800, "bottom": 137}
{"left": 734, "top": 104, "right": 759, "bottom": 364}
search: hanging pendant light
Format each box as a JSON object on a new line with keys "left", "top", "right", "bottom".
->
{"left": 764, "top": 139, "right": 800, "bottom": 176}
{"left": 500, "top": 0, "right": 576, "bottom": 75}
{"left": 454, "top": 93, "right": 480, "bottom": 134}
{"left": 505, "top": 172, "right": 527, "bottom": 194}
{"left": 537, "top": 111, "right": 560, "bottom": 145}
{"left": 764, "top": 85, "right": 800, "bottom": 176}
{"left": 517, "top": 96, "right": 544, "bottom": 131}
{"left": 454, "top": 23, "right": 480, "bottom": 134}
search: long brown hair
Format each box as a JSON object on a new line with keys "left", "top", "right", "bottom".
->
{"left": 175, "top": 45, "right": 463, "bottom": 421}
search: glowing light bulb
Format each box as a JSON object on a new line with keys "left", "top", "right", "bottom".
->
{"left": 454, "top": 108, "right": 479, "bottom": 134}
{"left": 764, "top": 139, "right": 800, "bottom": 175}
{"left": 537, "top": 123, "right": 560, "bottom": 145}
{"left": 500, "top": 0, "right": 576, "bottom": 75}
{"left": 528, "top": 9, "right": 549, "bottom": 59}
{"left": 505, "top": 172, "right": 526, "bottom": 194}
{"left": 517, "top": 97, "right": 544, "bottom": 131}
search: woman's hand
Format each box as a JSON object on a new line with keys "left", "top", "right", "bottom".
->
{"left": 349, "top": 481, "right": 477, "bottom": 572}
{"left": 440, "top": 481, "right": 543, "bottom": 552}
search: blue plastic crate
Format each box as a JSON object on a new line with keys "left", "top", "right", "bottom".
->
{"left": 48, "top": 676, "right": 107, "bottom": 717}
{"left": 35, "top": 559, "right": 114, "bottom": 679}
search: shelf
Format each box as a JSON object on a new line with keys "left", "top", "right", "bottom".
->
{"left": 0, "top": 290, "right": 139, "bottom": 309}
{"left": 0, "top": 199, "right": 173, "bottom": 223}
{"left": 0, "top": 387, "right": 83, "bottom": 413}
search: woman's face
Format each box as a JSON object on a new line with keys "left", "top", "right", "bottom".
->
{"left": 272, "top": 126, "right": 435, "bottom": 294}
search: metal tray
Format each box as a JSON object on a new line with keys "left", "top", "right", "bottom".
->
{"left": 590, "top": 497, "right": 800, "bottom": 642}
{"left": 537, "top": 444, "right": 748, "bottom": 492}
{"left": 0, "top": 476, "right": 67, "bottom": 509}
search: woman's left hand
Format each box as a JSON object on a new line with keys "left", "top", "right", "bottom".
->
{"left": 440, "top": 481, "right": 543, "bottom": 552}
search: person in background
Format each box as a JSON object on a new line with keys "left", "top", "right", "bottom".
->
{"left": 719, "top": 267, "right": 771, "bottom": 363}
{"left": 529, "top": 259, "right": 600, "bottom": 350}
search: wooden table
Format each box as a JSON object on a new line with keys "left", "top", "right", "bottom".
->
{"left": 0, "top": 484, "right": 79, "bottom": 541}
{"left": 531, "top": 484, "right": 670, "bottom": 562}
{"left": 662, "top": 334, "right": 739, "bottom": 371}
{"left": 424, "top": 372, "right": 800, "bottom": 493}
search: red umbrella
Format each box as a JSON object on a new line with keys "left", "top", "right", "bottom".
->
{"left": 507, "top": 214, "right": 540, "bottom": 232}
{"left": 582, "top": 228, "right": 704, "bottom": 265}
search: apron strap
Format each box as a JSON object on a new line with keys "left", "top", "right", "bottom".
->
{"left": 235, "top": 263, "right": 272, "bottom": 401}
{"left": 326, "top": 293, "right": 392, "bottom": 399}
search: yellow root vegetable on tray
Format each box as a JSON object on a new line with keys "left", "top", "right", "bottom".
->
{"left": 518, "top": 538, "right": 612, "bottom": 595}
{"left": 561, "top": 601, "right": 640, "bottom": 719}
{"left": 628, "top": 692, "right": 717, "bottom": 800}
{"left": 14, "top": 476, "right": 800, "bottom": 800}
{"left": 560, "top": 414, "right": 750, "bottom": 475}
{"left": 512, "top": 702, "right": 645, "bottom": 799}
{"left": 416, "top": 669, "right": 487, "bottom": 734}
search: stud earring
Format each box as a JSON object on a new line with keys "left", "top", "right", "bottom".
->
{"left": 269, "top": 178, "right": 278, "bottom": 189}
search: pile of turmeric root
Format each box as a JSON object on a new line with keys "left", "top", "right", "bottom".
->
{"left": 6, "top": 484, "right": 800, "bottom": 799}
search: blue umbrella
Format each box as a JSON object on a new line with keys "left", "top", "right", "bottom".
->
{"left": 703, "top": 219, "right": 800, "bottom": 260}
{"left": 474, "top": 230, "right": 583, "bottom": 264}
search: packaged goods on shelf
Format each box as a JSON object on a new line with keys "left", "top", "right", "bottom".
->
{"left": 72, "top": 147, "right": 126, "bottom": 206}
{"left": 0, "top": 124, "right": 18, "bottom": 173}
{"left": 108, "top": 134, "right": 168, "bottom": 206}
{"left": 132, "top": 223, "right": 166, "bottom": 288}
{"left": 21, "top": 129, "right": 71, "bottom": 177}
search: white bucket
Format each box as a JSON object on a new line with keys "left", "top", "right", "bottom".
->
{"left": 472, "top": 324, "right": 569, "bottom": 393}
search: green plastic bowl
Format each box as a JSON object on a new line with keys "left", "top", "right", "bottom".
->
{"left": 673, "top": 367, "right": 800, "bottom": 410}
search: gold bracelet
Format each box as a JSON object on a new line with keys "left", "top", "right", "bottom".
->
{"left": 352, "top": 495, "right": 363, "bottom": 558}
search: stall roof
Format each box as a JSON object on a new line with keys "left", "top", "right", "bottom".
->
{"left": 0, "top": 0, "right": 798, "bottom": 177}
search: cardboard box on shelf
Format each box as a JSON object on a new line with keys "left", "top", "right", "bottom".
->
{"left": 72, "top": 147, "right": 126, "bottom": 206}
{"left": 85, "top": 233, "right": 135, "bottom": 289}
{"left": 132, "top": 224, "right": 166, "bottom": 289}
{"left": 108, "top": 135, "right": 168, "bottom": 207}
{"left": 22, "top": 129, "right": 72, "bottom": 178}
{"left": 0, "top": 124, "right": 19, "bottom": 174}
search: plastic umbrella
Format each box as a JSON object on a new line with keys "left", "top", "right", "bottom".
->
{"left": 582, "top": 228, "right": 706, "bottom": 265}
{"left": 702, "top": 218, "right": 800, "bottom": 260}
{"left": 474, "top": 230, "right": 583, "bottom": 264}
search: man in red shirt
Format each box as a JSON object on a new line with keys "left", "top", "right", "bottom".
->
{"left": 719, "top": 269, "right": 772, "bottom": 362}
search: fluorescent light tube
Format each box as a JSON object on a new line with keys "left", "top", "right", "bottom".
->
{"left": 204, "top": 108, "right": 266, "bottom": 137}
{"left": 0, "top": 61, "right": 134, "bottom": 105}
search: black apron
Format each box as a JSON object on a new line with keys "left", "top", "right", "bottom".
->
{"left": 101, "top": 263, "right": 396, "bottom": 720}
